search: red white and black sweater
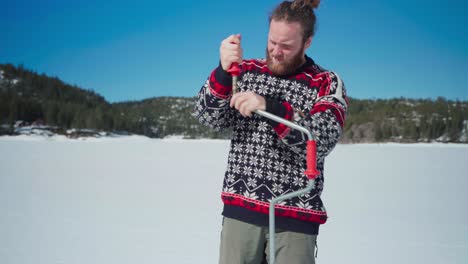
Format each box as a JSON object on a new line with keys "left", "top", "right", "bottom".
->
{"left": 194, "top": 56, "right": 348, "bottom": 235}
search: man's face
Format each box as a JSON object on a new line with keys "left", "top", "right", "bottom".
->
{"left": 266, "top": 20, "right": 311, "bottom": 76}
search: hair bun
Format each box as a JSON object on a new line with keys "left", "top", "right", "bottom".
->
{"left": 292, "top": 0, "right": 320, "bottom": 9}
{"left": 309, "top": 0, "right": 320, "bottom": 9}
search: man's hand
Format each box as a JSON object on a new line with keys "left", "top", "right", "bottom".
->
{"left": 230, "top": 92, "right": 266, "bottom": 117}
{"left": 220, "top": 34, "right": 243, "bottom": 71}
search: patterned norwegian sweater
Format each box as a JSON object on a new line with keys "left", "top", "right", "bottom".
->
{"left": 194, "top": 56, "right": 348, "bottom": 235}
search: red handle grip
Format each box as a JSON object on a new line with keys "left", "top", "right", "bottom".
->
{"left": 304, "top": 140, "right": 319, "bottom": 179}
{"left": 227, "top": 63, "right": 240, "bottom": 76}
{"left": 227, "top": 40, "right": 241, "bottom": 76}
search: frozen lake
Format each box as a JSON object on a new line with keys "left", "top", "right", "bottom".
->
{"left": 1, "top": 136, "right": 467, "bottom": 264}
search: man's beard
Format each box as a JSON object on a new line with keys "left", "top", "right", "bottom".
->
{"left": 266, "top": 44, "right": 306, "bottom": 76}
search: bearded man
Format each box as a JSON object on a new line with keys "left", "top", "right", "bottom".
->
{"left": 194, "top": 0, "right": 348, "bottom": 263}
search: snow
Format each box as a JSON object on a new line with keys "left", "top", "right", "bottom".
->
{"left": 0, "top": 137, "right": 467, "bottom": 264}
{"left": 14, "top": 126, "right": 55, "bottom": 137}
{"left": 0, "top": 70, "right": 20, "bottom": 84}
{"left": 460, "top": 120, "right": 468, "bottom": 142}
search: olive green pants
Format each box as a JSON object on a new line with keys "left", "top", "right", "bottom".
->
{"left": 219, "top": 217, "right": 317, "bottom": 264}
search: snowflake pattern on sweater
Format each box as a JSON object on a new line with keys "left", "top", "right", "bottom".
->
{"left": 194, "top": 57, "right": 347, "bottom": 228}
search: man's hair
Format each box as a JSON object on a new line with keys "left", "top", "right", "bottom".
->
{"left": 269, "top": 0, "right": 321, "bottom": 42}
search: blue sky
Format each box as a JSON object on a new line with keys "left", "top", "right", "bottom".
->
{"left": 2, "top": 0, "right": 467, "bottom": 102}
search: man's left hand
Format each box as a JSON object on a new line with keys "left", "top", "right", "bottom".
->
{"left": 230, "top": 91, "right": 266, "bottom": 117}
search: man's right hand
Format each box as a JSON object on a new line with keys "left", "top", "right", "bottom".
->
{"left": 220, "top": 34, "right": 243, "bottom": 71}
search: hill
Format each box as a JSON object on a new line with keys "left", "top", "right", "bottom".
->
{"left": 1, "top": 63, "right": 467, "bottom": 143}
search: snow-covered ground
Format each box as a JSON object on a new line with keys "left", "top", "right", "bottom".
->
{"left": 0, "top": 136, "right": 467, "bottom": 264}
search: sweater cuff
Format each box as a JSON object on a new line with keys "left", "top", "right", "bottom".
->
{"left": 265, "top": 98, "right": 288, "bottom": 127}
{"left": 214, "top": 62, "right": 233, "bottom": 88}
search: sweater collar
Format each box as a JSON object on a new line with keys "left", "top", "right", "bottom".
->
{"left": 274, "top": 55, "right": 315, "bottom": 78}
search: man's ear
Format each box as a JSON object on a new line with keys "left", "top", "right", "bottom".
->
{"left": 304, "top": 37, "right": 312, "bottom": 49}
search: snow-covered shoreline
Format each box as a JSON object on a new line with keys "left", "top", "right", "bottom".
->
{"left": 2, "top": 134, "right": 468, "bottom": 147}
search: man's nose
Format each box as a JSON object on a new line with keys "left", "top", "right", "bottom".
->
{"left": 271, "top": 46, "right": 283, "bottom": 57}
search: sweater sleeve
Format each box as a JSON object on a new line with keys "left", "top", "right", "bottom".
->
{"left": 192, "top": 64, "right": 237, "bottom": 131}
{"left": 266, "top": 71, "right": 348, "bottom": 161}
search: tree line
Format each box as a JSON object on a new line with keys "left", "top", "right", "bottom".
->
{"left": 1, "top": 63, "right": 467, "bottom": 142}
{"left": 343, "top": 97, "right": 468, "bottom": 143}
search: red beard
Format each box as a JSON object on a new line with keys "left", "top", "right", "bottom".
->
{"left": 266, "top": 43, "right": 306, "bottom": 76}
